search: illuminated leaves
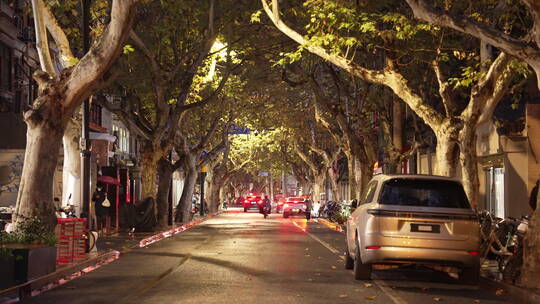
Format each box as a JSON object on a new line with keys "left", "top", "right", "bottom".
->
{"left": 123, "top": 44, "right": 135, "bottom": 55}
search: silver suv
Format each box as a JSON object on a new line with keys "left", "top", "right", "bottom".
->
{"left": 345, "top": 175, "right": 480, "bottom": 283}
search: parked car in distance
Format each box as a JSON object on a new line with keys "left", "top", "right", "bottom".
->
{"left": 243, "top": 195, "right": 262, "bottom": 212}
{"left": 345, "top": 174, "right": 480, "bottom": 284}
{"left": 276, "top": 197, "right": 287, "bottom": 213}
{"left": 234, "top": 197, "right": 245, "bottom": 207}
{"left": 283, "top": 197, "right": 310, "bottom": 219}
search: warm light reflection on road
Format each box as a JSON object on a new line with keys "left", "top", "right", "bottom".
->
{"left": 291, "top": 219, "right": 308, "bottom": 232}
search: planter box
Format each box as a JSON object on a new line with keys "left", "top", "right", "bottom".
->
{"left": 0, "top": 255, "right": 15, "bottom": 289}
{"left": 11, "top": 245, "right": 56, "bottom": 283}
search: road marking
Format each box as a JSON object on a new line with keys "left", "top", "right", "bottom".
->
{"left": 119, "top": 254, "right": 192, "bottom": 304}
{"left": 373, "top": 276, "right": 408, "bottom": 304}
{"left": 292, "top": 219, "right": 409, "bottom": 304}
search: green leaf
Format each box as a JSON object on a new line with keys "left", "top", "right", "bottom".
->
{"left": 123, "top": 44, "right": 135, "bottom": 55}
{"left": 250, "top": 10, "right": 262, "bottom": 23}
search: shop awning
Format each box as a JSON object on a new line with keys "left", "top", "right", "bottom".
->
{"left": 90, "top": 132, "right": 117, "bottom": 143}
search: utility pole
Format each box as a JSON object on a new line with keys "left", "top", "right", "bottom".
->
{"left": 81, "top": 0, "right": 92, "bottom": 229}
{"left": 168, "top": 151, "right": 173, "bottom": 225}
{"left": 270, "top": 175, "right": 274, "bottom": 202}
{"left": 199, "top": 172, "right": 206, "bottom": 216}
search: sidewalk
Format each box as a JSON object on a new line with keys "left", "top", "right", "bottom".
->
{"left": 0, "top": 212, "right": 218, "bottom": 303}
{"left": 315, "top": 217, "right": 540, "bottom": 304}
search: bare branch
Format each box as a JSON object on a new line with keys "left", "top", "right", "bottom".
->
{"left": 31, "top": 0, "right": 56, "bottom": 76}
{"left": 431, "top": 60, "right": 454, "bottom": 116}
{"left": 129, "top": 30, "right": 161, "bottom": 76}
{"left": 41, "top": 1, "right": 76, "bottom": 68}
{"left": 405, "top": 0, "right": 540, "bottom": 89}
{"left": 65, "top": 0, "right": 139, "bottom": 114}
{"left": 261, "top": 0, "right": 443, "bottom": 128}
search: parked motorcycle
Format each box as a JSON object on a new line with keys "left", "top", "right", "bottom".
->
{"left": 501, "top": 215, "right": 529, "bottom": 283}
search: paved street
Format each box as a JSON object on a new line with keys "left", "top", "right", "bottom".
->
{"left": 23, "top": 209, "right": 510, "bottom": 304}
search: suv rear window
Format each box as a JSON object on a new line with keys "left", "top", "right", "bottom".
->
{"left": 379, "top": 179, "right": 470, "bottom": 209}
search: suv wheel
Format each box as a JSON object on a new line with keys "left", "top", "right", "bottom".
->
{"left": 244, "top": 207, "right": 247, "bottom": 212}
{"left": 283, "top": 211, "right": 290, "bottom": 218}
{"left": 344, "top": 248, "right": 354, "bottom": 270}
{"left": 460, "top": 264, "right": 480, "bottom": 285}
{"left": 353, "top": 242, "right": 372, "bottom": 280}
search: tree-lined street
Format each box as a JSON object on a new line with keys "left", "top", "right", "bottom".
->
{"left": 21, "top": 210, "right": 510, "bottom": 304}
{"left": 1, "top": 0, "right": 540, "bottom": 302}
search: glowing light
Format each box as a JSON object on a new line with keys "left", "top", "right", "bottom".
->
{"left": 366, "top": 246, "right": 381, "bottom": 250}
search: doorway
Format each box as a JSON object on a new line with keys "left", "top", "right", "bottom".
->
{"left": 485, "top": 167, "right": 505, "bottom": 218}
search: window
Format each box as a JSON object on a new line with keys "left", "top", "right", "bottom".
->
{"left": 0, "top": 42, "right": 13, "bottom": 92}
{"left": 90, "top": 102, "right": 102, "bottom": 125}
{"left": 379, "top": 179, "right": 470, "bottom": 209}
{"left": 360, "top": 181, "right": 377, "bottom": 205}
{"left": 112, "top": 125, "right": 129, "bottom": 153}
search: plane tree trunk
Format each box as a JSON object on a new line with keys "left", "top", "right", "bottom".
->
{"left": 311, "top": 172, "right": 326, "bottom": 205}
{"left": 176, "top": 153, "right": 198, "bottom": 223}
{"left": 155, "top": 158, "right": 175, "bottom": 229}
{"left": 328, "top": 166, "right": 342, "bottom": 202}
{"left": 16, "top": 110, "right": 64, "bottom": 231}
{"left": 62, "top": 119, "right": 81, "bottom": 207}
{"left": 14, "top": 0, "right": 138, "bottom": 231}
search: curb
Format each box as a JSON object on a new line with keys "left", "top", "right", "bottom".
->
{"left": 315, "top": 217, "right": 540, "bottom": 303}
{"left": 137, "top": 211, "right": 220, "bottom": 248}
{"left": 316, "top": 218, "right": 344, "bottom": 233}
{"left": 480, "top": 277, "right": 540, "bottom": 304}
{"left": 0, "top": 211, "right": 221, "bottom": 303}
{"left": 0, "top": 250, "right": 120, "bottom": 303}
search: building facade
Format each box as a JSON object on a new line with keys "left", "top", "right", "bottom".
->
{"left": 0, "top": 0, "right": 37, "bottom": 208}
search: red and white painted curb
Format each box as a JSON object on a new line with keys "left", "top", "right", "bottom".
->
{"left": 0, "top": 212, "right": 221, "bottom": 303}
{"left": 316, "top": 218, "right": 344, "bottom": 233}
{"left": 138, "top": 212, "right": 220, "bottom": 248}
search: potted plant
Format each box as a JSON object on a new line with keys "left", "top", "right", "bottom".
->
{"left": 0, "top": 216, "right": 57, "bottom": 287}
{"left": 0, "top": 231, "right": 18, "bottom": 289}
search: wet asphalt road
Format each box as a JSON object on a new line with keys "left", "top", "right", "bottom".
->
{"left": 22, "top": 209, "right": 511, "bottom": 304}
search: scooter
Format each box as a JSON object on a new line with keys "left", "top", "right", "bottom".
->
{"left": 261, "top": 205, "right": 271, "bottom": 219}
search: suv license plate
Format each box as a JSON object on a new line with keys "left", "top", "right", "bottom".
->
{"left": 411, "top": 224, "right": 440, "bottom": 233}
{"left": 292, "top": 209, "right": 298, "bottom": 212}
{"left": 418, "top": 225, "right": 432, "bottom": 232}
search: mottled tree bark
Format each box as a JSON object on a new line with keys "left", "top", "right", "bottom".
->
{"left": 15, "top": 116, "right": 64, "bottom": 231}
{"left": 459, "top": 125, "right": 480, "bottom": 208}
{"left": 62, "top": 119, "right": 81, "bottom": 206}
{"left": 345, "top": 152, "right": 361, "bottom": 201}
{"left": 522, "top": 196, "right": 540, "bottom": 290}
{"left": 155, "top": 158, "right": 173, "bottom": 229}
{"left": 176, "top": 153, "right": 198, "bottom": 223}
{"left": 311, "top": 173, "right": 326, "bottom": 204}
{"left": 433, "top": 129, "right": 458, "bottom": 177}
{"left": 15, "top": 0, "right": 138, "bottom": 231}
{"left": 328, "top": 166, "right": 342, "bottom": 202}
{"left": 139, "top": 145, "right": 161, "bottom": 199}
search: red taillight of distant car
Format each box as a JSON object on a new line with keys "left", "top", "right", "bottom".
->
{"left": 366, "top": 246, "right": 381, "bottom": 250}
{"left": 467, "top": 251, "right": 480, "bottom": 256}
